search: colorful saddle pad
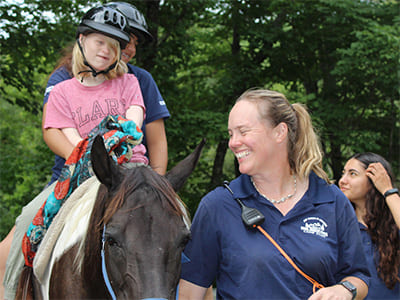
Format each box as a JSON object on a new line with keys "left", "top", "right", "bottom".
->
{"left": 22, "top": 115, "right": 143, "bottom": 267}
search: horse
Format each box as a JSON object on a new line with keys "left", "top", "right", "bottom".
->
{"left": 16, "top": 135, "right": 205, "bottom": 300}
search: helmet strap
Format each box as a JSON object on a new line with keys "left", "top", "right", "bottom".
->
{"left": 76, "top": 38, "right": 119, "bottom": 82}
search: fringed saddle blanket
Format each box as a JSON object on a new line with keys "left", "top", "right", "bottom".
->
{"left": 34, "top": 176, "right": 100, "bottom": 288}
{"left": 22, "top": 115, "right": 143, "bottom": 267}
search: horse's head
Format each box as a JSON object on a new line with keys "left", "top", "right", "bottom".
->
{"left": 86, "top": 135, "right": 204, "bottom": 300}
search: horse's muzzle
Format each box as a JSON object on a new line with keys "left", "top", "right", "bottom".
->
{"left": 142, "top": 298, "right": 168, "bottom": 300}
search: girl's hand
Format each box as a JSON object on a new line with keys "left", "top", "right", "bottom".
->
{"left": 367, "top": 162, "right": 400, "bottom": 228}
{"left": 365, "top": 162, "right": 393, "bottom": 196}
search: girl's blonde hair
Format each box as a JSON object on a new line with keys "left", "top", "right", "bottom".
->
{"left": 236, "top": 88, "right": 329, "bottom": 183}
{"left": 72, "top": 33, "right": 128, "bottom": 80}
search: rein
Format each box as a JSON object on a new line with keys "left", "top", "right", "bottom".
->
{"left": 101, "top": 224, "right": 117, "bottom": 300}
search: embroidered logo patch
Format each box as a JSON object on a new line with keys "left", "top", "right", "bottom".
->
{"left": 300, "top": 217, "right": 328, "bottom": 238}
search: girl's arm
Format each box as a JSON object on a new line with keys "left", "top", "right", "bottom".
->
{"left": 61, "top": 128, "right": 83, "bottom": 146}
{"left": 42, "top": 103, "right": 75, "bottom": 160}
{"left": 366, "top": 162, "right": 400, "bottom": 228}
{"left": 126, "top": 105, "right": 144, "bottom": 128}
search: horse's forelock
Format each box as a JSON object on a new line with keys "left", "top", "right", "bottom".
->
{"left": 86, "top": 167, "right": 187, "bottom": 245}
{"left": 105, "top": 167, "right": 186, "bottom": 222}
{"left": 142, "top": 169, "right": 186, "bottom": 218}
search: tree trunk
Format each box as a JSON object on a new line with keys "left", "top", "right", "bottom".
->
{"left": 137, "top": 0, "right": 160, "bottom": 71}
{"left": 210, "top": 139, "right": 228, "bottom": 190}
{"left": 330, "top": 140, "right": 343, "bottom": 184}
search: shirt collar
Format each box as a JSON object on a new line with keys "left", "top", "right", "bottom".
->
{"left": 229, "top": 172, "right": 334, "bottom": 205}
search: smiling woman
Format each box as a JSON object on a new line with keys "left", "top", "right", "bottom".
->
{"left": 179, "top": 88, "right": 370, "bottom": 300}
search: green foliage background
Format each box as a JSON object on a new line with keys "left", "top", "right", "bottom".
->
{"left": 1, "top": 0, "right": 399, "bottom": 239}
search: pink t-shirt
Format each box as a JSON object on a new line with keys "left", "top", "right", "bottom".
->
{"left": 45, "top": 73, "right": 148, "bottom": 164}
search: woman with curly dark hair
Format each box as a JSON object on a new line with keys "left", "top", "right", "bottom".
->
{"left": 339, "top": 152, "right": 400, "bottom": 299}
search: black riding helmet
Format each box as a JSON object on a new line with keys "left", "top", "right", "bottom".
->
{"left": 76, "top": 6, "right": 130, "bottom": 79}
{"left": 76, "top": 5, "right": 131, "bottom": 49}
{"left": 105, "top": 2, "right": 153, "bottom": 44}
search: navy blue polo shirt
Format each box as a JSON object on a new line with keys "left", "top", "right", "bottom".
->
{"left": 181, "top": 172, "right": 370, "bottom": 299}
{"left": 359, "top": 224, "right": 400, "bottom": 299}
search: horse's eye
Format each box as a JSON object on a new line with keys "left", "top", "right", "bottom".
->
{"left": 106, "top": 236, "right": 119, "bottom": 247}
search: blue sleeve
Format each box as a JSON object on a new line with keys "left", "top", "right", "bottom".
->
{"left": 127, "top": 64, "right": 170, "bottom": 125}
{"left": 43, "top": 67, "right": 72, "bottom": 106}
{"left": 335, "top": 189, "right": 371, "bottom": 286}
{"left": 43, "top": 66, "right": 71, "bottom": 184}
{"left": 181, "top": 193, "right": 220, "bottom": 287}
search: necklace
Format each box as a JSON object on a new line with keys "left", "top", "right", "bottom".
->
{"left": 251, "top": 175, "right": 297, "bottom": 204}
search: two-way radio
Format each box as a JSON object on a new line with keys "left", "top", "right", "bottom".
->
{"left": 223, "top": 181, "right": 265, "bottom": 228}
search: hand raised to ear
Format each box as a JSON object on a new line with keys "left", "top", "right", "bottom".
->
{"left": 365, "top": 162, "right": 393, "bottom": 196}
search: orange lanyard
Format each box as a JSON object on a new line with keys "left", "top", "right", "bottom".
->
{"left": 255, "top": 224, "right": 324, "bottom": 293}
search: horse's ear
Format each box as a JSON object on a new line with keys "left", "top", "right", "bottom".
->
{"left": 165, "top": 138, "right": 206, "bottom": 192}
{"left": 91, "top": 135, "right": 119, "bottom": 189}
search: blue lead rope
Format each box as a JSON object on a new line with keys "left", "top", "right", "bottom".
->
{"left": 102, "top": 224, "right": 117, "bottom": 300}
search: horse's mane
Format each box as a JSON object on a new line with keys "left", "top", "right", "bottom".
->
{"left": 81, "top": 166, "right": 186, "bottom": 282}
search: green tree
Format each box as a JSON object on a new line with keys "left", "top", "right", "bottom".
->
{"left": 0, "top": 96, "right": 53, "bottom": 238}
{"left": 333, "top": 20, "right": 400, "bottom": 171}
{"left": 0, "top": 0, "right": 96, "bottom": 113}
{"left": 258, "top": 0, "right": 400, "bottom": 181}
{"left": 0, "top": 0, "right": 399, "bottom": 238}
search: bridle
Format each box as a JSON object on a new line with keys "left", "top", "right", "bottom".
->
{"left": 101, "top": 224, "right": 117, "bottom": 300}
